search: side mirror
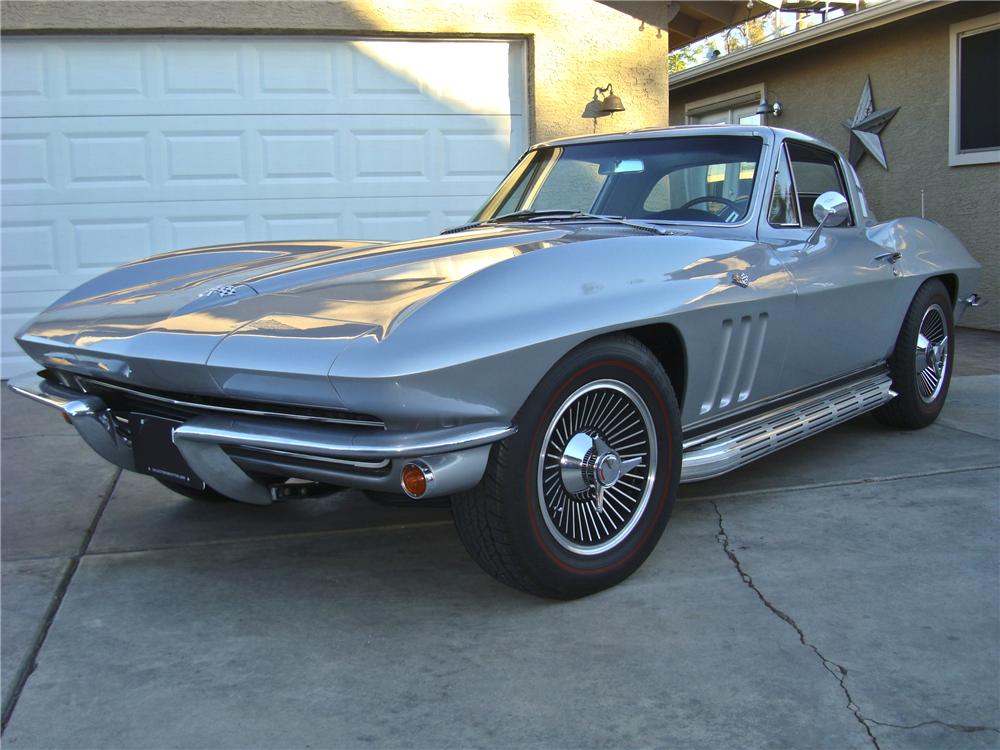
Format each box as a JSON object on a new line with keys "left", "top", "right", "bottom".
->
{"left": 808, "top": 191, "right": 850, "bottom": 244}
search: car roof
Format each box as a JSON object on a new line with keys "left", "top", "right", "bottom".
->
{"left": 533, "top": 124, "right": 840, "bottom": 155}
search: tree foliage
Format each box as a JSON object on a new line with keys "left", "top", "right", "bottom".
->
{"left": 669, "top": 11, "right": 783, "bottom": 73}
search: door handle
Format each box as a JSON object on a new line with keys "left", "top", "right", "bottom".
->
{"left": 874, "top": 251, "right": 902, "bottom": 264}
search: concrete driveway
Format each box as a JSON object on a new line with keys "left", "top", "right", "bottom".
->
{"left": 2, "top": 353, "right": 998, "bottom": 748}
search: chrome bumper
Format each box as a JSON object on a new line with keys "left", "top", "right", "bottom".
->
{"left": 7, "top": 372, "right": 514, "bottom": 505}
{"left": 8, "top": 373, "right": 138, "bottom": 472}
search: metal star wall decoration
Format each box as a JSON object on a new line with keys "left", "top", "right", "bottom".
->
{"left": 842, "top": 76, "right": 899, "bottom": 170}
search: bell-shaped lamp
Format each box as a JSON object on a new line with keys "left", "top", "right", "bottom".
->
{"left": 596, "top": 84, "right": 625, "bottom": 114}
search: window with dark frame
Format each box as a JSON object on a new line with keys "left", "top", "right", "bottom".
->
{"left": 958, "top": 26, "right": 1000, "bottom": 152}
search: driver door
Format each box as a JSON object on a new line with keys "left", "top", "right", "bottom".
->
{"left": 759, "top": 139, "right": 899, "bottom": 390}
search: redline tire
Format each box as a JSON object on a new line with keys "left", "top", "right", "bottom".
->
{"left": 451, "top": 335, "right": 682, "bottom": 598}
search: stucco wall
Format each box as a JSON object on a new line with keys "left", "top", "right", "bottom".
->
{"left": 1, "top": 0, "right": 669, "bottom": 145}
{"left": 669, "top": 3, "right": 1000, "bottom": 331}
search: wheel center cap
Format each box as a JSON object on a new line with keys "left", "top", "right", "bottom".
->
{"left": 559, "top": 431, "right": 624, "bottom": 495}
{"left": 930, "top": 342, "right": 946, "bottom": 374}
{"left": 595, "top": 453, "right": 622, "bottom": 486}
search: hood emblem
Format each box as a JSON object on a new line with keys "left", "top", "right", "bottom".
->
{"left": 199, "top": 285, "right": 241, "bottom": 298}
{"left": 731, "top": 272, "right": 751, "bottom": 288}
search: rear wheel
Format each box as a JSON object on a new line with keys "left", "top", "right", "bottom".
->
{"left": 874, "top": 279, "right": 954, "bottom": 429}
{"left": 451, "top": 335, "right": 681, "bottom": 599}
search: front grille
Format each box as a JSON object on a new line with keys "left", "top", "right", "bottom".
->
{"left": 43, "top": 369, "right": 385, "bottom": 430}
{"left": 224, "top": 445, "right": 391, "bottom": 476}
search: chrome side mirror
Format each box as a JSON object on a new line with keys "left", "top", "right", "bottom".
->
{"left": 807, "top": 191, "right": 850, "bottom": 245}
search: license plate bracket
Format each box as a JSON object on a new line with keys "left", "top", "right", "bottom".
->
{"left": 131, "top": 414, "right": 206, "bottom": 490}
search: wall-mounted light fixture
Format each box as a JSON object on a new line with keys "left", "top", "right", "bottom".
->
{"left": 755, "top": 98, "right": 783, "bottom": 117}
{"left": 595, "top": 83, "right": 625, "bottom": 114}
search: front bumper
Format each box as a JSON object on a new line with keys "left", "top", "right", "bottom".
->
{"left": 7, "top": 372, "right": 514, "bottom": 505}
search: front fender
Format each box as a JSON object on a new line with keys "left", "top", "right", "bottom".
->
{"left": 328, "top": 234, "right": 751, "bottom": 430}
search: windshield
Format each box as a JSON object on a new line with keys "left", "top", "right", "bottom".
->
{"left": 475, "top": 135, "right": 763, "bottom": 225}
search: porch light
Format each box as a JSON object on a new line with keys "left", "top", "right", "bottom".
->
{"left": 755, "top": 99, "right": 783, "bottom": 117}
{"left": 596, "top": 83, "right": 625, "bottom": 114}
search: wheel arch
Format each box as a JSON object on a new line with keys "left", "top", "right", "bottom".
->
{"left": 931, "top": 273, "right": 959, "bottom": 305}
{"left": 574, "top": 322, "right": 688, "bottom": 413}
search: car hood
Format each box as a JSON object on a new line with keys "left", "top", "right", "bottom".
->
{"left": 15, "top": 224, "right": 579, "bottom": 397}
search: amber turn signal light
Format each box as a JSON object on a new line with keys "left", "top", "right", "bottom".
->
{"left": 400, "top": 461, "right": 431, "bottom": 499}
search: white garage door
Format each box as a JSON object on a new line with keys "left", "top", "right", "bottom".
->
{"left": 0, "top": 36, "right": 526, "bottom": 376}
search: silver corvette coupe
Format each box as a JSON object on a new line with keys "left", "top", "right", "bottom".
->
{"left": 10, "top": 125, "right": 982, "bottom": 598}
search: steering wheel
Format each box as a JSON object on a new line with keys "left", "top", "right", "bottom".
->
{"left": 680, "top": 196, "right": 741, "bottom": 212}
{"left": 679, "top": 195, "right": 743, "bottom": 224}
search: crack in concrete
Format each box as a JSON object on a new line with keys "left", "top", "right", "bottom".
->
{"left": 867, "top": 718, "right": 1000, "bottom": 735}
{"left": 710, "top": 500, "right": 1000, "bottom": 747}
{"left": 712, "top": 499, "right": 882, "bottom": 749}
{"left": 1, "top": 469, "right": 122, "bottom": 732}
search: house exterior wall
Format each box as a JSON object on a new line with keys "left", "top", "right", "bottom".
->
{"left": 669, "top": 3, "right": 1000, "bottom": 331}
{"left": 1, "top": 0, "right": 670, "bottom": 146}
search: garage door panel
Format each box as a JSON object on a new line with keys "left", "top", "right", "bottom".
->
{"left": 1, "top": 134, "right": 55, "bottom": 190}
{"left": 65, "top": 43, "right": 148, "bottom": 96}
{"left": 65, "top": 132, "right": 152, "bottom": 188}
{"left": 0, "top": 42, "right": 46, "bottom": 99}
{"left": 1, "top": 221, "right": 58, "bottom": 275}
{"left": 72, "top": 218, "right": 156, "bottom": 270}
{"left": 259, "top": 129, "right": 339, "bottom": 184}
{"left": 3, "top": 114, "right": 521, "bottom": 206}
{"left": 163, "top": 41, "right": 243, "bottom": 97}
{"left": 262, "top": 213, "right": 342, "bottom": 241}
{"left": 164, "top": 130, "right": 248, "bottom": 185}
{"left": 3, "top": 37, "right": 524, "bottom": 118}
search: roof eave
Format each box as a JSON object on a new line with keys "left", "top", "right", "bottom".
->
{"left": 669, "top": 0, "right": 951, "bottom": 90}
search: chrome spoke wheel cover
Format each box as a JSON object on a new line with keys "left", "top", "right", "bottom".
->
{"left": 914, "top": 303, "right": 949, "bottom": 404}
{"left": 537, "top": 379, "right": 657, "bottom": 556}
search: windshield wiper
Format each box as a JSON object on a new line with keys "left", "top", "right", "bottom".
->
{"left": 523, "top": 211, "right": 672, "bottom": 235}
{"left": 441, "top": 209, "right": 673, "bottom": 235}
{"left": 491, "top": 209, "right": 594, "bottom": 224}
{"left": 440, "top": 209, "right": 579, "bottom": 234}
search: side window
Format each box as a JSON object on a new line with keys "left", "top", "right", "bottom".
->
{"left": 768, "top": 146, "right": 799, "bottom": 227}
{"left": 786, "top": 141, "right": 853, "bottom": 227}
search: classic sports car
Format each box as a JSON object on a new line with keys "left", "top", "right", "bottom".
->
{"left": 9, "top": 125, "right": 981, "bottom": 598}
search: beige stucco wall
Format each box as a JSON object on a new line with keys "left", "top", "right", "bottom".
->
{"left": 1, "top": 0, "right": 669, "bottom": 145}
{"left": 669, "top": 3, "right": 1000, "bottom": 331}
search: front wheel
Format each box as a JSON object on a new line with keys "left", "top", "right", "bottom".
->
{"left": 451, "top": 335, "right": 682, "bottom": 599}
{"left": 874, "top": 279, "right": 954, "bottom": 429}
